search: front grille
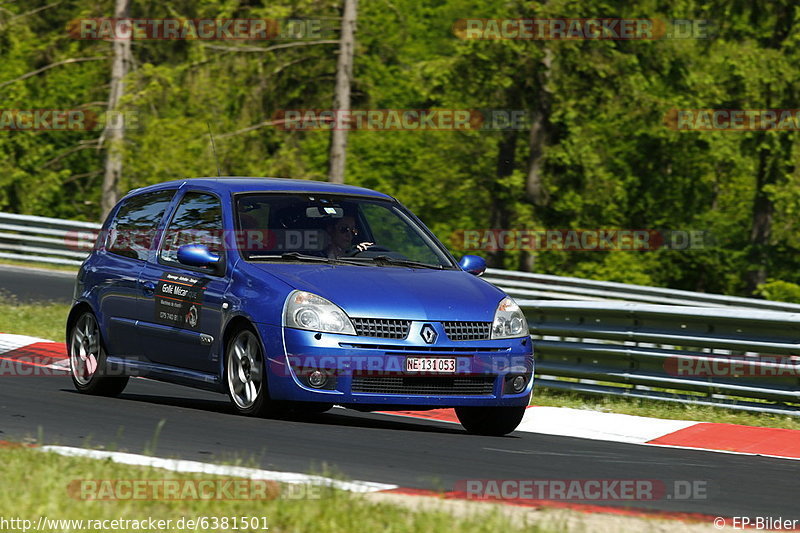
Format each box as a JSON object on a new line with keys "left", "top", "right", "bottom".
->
{"left": 443, "top": 321, "right": 492, "bottom": 341}
{"left": 352, "top": 318, "right": 410, "bottom": 339}
{"left": 351, "top": 376, "right": 495, "bottom": 396}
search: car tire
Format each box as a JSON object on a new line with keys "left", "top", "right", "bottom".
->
{"left": 455, "top": 405, "right": 527, "bottom": 436}
{"left": 225, "top": 327, "right": 284, "bottom": 418}
{"left": 68, "top": 311, "right": 129, "bottom": 396}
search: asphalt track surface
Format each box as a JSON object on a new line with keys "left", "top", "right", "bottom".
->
{"left": 0, "top": 265, "right": 76, "bottom": 303}
{"left": 1, "top": 266, "right": 798, "bottom": 519}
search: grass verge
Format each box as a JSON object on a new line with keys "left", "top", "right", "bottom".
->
{"left": 0, "top": 445, "right": 551, "bottom": 533}
{"left": 0, "top": 301, "right": 70, "bottom": 341}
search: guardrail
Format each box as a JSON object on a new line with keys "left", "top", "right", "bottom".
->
{"left": 523, "top": 300, "right": 800, "bottom": 415}
{"left": 0, "top": 213, "right": 100, "bottom": 266}
{"left": 485, "top": 268, "right": 800, "bottom": 312}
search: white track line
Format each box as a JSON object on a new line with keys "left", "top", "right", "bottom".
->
{"left": 41, "top": 446, "right": 398, "bottom": 493}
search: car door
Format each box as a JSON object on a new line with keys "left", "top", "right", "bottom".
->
{"left": 136, "top": 190, "right": 229, "bottom": 373}
{"left": 88, "top": 189, "right": 175, "bottom": 359}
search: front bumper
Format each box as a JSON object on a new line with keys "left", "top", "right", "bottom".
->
{"left": 256, "top": 322, "right": 534, "bottom": 407}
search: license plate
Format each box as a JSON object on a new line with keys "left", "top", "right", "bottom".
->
{"left": 405, "top": 357, "right": 456, "bottom": 373}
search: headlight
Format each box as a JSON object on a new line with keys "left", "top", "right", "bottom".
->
{"left": 283, "top": 290, "right": 356, "bottom": 335}
{"left": 491, "top": 297, "right": 529, "bottom": 339}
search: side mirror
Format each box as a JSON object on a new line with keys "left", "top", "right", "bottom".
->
{"left": 177, "top": 244, "right": 220, "bottom": 268}
{"left": 459, "top": 255, "right": 486, "bottom": 276}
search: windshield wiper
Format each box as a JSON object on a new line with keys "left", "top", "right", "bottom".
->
{"left": 348, "top": 255, "right": 445, "bottom": 269}
{"left": 248, "top": 252, "right": 333, "bottom": 263}
{"left": 248, "top": 252, "right": 370, "bottom": 266}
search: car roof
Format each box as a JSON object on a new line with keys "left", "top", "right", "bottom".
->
{"left": 126, "top": 177, "right": 395, "bottom": 201}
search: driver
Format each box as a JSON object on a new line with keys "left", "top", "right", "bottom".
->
{"left": 325, "top": 215, "right": 373, "bottom": 258}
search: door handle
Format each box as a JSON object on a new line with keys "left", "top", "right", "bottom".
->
{"left": 140, "top": 280, "right": 156, "bottom": 295}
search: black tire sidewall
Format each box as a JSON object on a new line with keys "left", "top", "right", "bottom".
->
{"left": 455, "top": 405, "right": 527, "bottom": 436}
{"left": 68, "top": 312, "right": 128, "bottom": 396}
{"left": 225, "top": 327, "right": 271, "bottom": 417}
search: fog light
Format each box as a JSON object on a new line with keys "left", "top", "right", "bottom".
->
{"left": 512, "top": 375, "right": 526, "bottom": 393}
{"left": 308, "top": 370, "right": 327, "bottom": 389}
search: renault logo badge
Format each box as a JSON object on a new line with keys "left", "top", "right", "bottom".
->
{"left": 420, "top": 324, "right": 438, "bottom": 344}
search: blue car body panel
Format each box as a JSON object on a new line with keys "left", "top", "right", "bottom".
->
{"left": 72, "top": 178, "right": 534, "bottom": 408}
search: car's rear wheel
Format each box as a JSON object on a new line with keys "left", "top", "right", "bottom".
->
{"left": 68, "top": 311, "right": 128, "bottom": 396}
{"left": 455, "top": 405, "right": 527, "bottom": 436}
{"left": 225, "top": 327, "right": 284, "bottom": 417}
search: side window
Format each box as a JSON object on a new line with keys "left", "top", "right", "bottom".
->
{"left": 106, "top": 190, "right": 175, "bottom": 261}
{"left": 160, "top": 192, "right": 224, "bottom": 269}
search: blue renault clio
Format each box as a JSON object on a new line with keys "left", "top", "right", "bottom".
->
{"left": 68, "top": 178, "right": 533, "bottom": 435}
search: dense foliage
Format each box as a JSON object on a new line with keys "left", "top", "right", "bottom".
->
{"left": 1, "top": 0, "right": 798, "bottom": 299}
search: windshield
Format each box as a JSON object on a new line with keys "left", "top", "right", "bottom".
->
{"left": 235, "top": 193, "right": 456, "bottom": 268}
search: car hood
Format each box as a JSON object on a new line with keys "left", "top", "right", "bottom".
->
{"left": 251, "top": 263, "right": 505, "bottom": 321}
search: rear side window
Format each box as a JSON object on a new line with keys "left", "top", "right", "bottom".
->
{"left": 159, "top": 192, "right": 224, "bottom": 269}
{"left": 106, "top": 190, "right": 175, "bottom": 261}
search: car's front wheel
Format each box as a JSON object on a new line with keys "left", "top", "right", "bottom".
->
{"left": 455, "top": 405, "right": 527, "bottom": 436}
{"left": 68, "top": 311, "right": 128, "bottom": 396}
{"left": 225, "top": 327, "right": 283, "bottom": 417}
